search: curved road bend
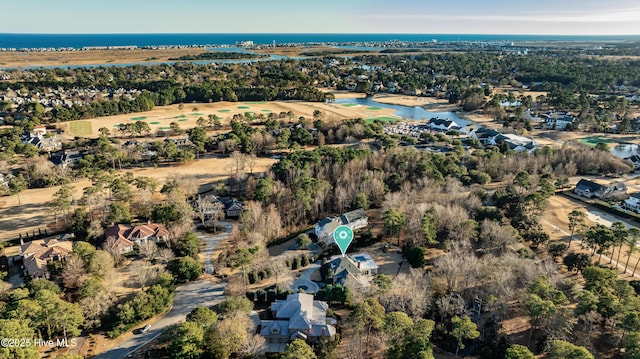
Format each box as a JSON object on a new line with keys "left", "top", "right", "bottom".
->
{"left": 94, "top": 222, "right": 234, "bottom": 359}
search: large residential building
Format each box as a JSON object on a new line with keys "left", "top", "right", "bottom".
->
{"left": 574, "top": 179, "right": 627, "bottom": 199}
{"left": 326, "top": 253, "right": 378, "bottom": 288}
{"left": 20, "top": 237, "right": 73, "bottom": 278}
{"left": 623, "top": 193, "right": 640, "bottom": 213}
{"left": 260, "top": 293, "right": 336, "bottom": 353}
{"left": 104, "top": 223, "right": 170, "bottom": 254}
{"left": 315, "top": 208, "right": 368, "bottom": 246}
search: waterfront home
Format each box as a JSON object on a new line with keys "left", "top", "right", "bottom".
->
{"left": 428, "top": 118, "right": 461, "bottom": 132}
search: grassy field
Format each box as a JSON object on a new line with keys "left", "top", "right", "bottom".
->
{"left": 366, "top": 106, "right": 383, "bottom": 110}
{"left": 341, "top": 103, "right": 359, "bottom": 107}
{"left": 130, "top": 116, "right": 147, "bottom": 121}
{"left": 237, "top": 105, "right": 251, "bottom": 109}
{"left": 579, "top": 136, "right": 614, "bottom": 146}
{"left": 69, "top": 121, "right": 93, "bottom": 136}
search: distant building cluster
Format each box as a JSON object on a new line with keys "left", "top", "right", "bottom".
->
{"left": 0, "top": 86, "right": 142, "bottom": 112}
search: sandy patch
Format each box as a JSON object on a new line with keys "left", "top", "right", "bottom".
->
{"left": 0, "top": 48, "right": 211, "bottom": 68}
{"left": 461, "top": 113, "right": 501, "bottom": 128}
{"left": 0, "top": 179, "right": 91, "bottom": 242}
{"left": 494, "top": 87, "right": 548, "bottom": 100}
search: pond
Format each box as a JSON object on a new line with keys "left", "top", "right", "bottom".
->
{"left": 611, "top": 143, "right": 639, "bottom": 159}
{"left": 333, "top": 97, "right": 473, "bottom": 127}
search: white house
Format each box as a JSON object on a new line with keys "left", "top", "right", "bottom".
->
{"left": 623, "top": 193, "right": 640, "bottom": 213}
{"left": 315, "top": 208, "right": 368, "bottom": 246}
{"left": 494, "top": 133, "right": 538, "bottom": 153}
{"left": 471, "top": 127, "right": 502, "bottom": 145}
{"left": 545, "top": 115, "right": 576, "bottom": 130}
{"left": 428, "top": 118, "right": 461, "bottom": 132}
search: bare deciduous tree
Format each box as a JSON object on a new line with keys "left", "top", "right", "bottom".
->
{"left": 138, "top": 240, "right": 158, "bottom": 259}
{"left": 62, "top": 254, "right": 87, "bottom": 289}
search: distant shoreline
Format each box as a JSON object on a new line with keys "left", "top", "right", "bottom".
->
{"left": 1, "top": 33, "right": 638, "bottom": 51}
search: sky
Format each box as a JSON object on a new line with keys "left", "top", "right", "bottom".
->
{"left": 2, "top": 0, "right": 639, "bottom": 35}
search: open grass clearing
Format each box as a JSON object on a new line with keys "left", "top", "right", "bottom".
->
{"left": 69, "top": 121, "right": 93, "bottom": 136}
{"left": 578, "top": 136, "right": 614, "bottom": 146}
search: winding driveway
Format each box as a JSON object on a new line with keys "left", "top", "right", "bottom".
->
{"left": 291, "top": 261, "right": 321, "bottom": 293}
{"left": 94, "top": 222, "right": 234, "bottom": 359}
{"left": 198, "top": 222, "right": 234, "bottom": 274}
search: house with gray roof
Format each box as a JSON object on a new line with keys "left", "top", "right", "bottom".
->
{"left": 260, "top": 293, "right": 336, "bottom": 353}
{"left": 574, "top": 179, "right": 627, "bottom": 199}
{"left": 315, "top": 208, "right": 368, "bottom": 246}
{"left": 326, "top": 253, "right": 378, "bottom": 288}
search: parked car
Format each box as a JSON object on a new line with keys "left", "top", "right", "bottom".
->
{"left": 142, "top": 324, "right": 151, "bottom": 333}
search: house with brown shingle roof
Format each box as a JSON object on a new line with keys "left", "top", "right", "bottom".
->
{"left": 103, "top": 223, "right": 170, "bottom": 254}
{"left": 20, "top": 238, "right": 73, "bottom": 279}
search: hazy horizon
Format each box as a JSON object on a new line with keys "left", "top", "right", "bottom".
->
{"left": 2, "top": 32, "right": 640, "bottom": 36}
{"left": 4, "top": 0, "right": 640, "bottom": 35}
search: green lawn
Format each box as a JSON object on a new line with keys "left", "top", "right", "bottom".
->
{"left": 366, "top": 106, "right": 383, "bottom": 110}
{"left": 237, "top": 105, "right": 251, "bottom": 109}
{"left": 173, "top": 115, "right": 187, "bottom": 119}
{"left": 341, "top": 103, "right": 359, "bottom": 107}
{"left": 178, "top": 119, "right": 188, "bottom": 122}
{"left": 218, "top": 109, "right": 231, "bottom": 112}
{"left": 130, "top": 116, "right": 147, "bottom": 121}
{"left": 69, "top": 121, "right": 93, "bottom": 136}
{"left": 189, "top": 113, "right": 204, "bottom": 116}
{"left": 365, "top": 116, "right": 399, "bottom": 124}
{"left": 578, "top": 136, "right": 614, "bottom": 146}
{"left": 149, "top": 121, "right": 161, "bottom": 125}
{"left": 261, "top": 109, "right": 272, "bottom": 112}
{"left": 244, "top": 101, "right": 266, "bottom": 105}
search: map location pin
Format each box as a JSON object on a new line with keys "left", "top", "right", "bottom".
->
{"left": 333, "top": 225, "right": 354, "bottom": 257}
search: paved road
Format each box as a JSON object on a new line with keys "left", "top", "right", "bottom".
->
{"left": 94, "top": 281, "right": 226, "bottom": 359}
{"left": 95, "top": 223, "right": 233, "bottom": 359}
{"left": 291, "top": 261, "right": 321, "bottom": 293}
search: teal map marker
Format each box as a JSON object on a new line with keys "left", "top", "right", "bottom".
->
{"left": 333, "top": 225, "right": 354, "bottom": 257}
